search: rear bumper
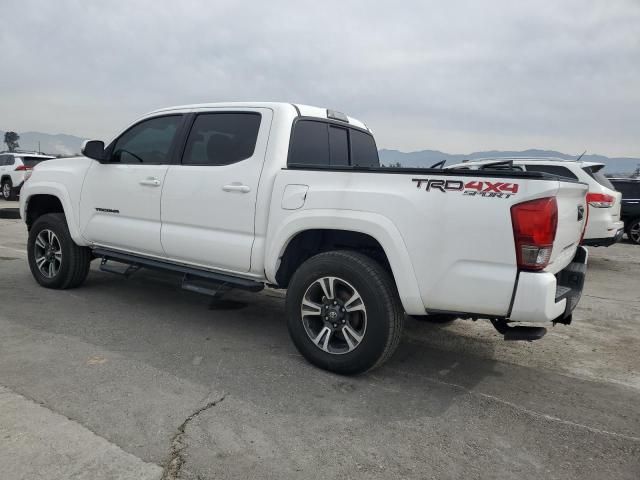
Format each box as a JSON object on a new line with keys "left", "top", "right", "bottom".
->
{"left": 582, "top": 227, "right": 624, "bottom": 247}
{"left": 509, "top": 246, "right": 588, "bottom": 324}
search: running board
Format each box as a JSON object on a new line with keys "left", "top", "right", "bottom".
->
{"left": 490, "top": 319, "right": 547, "bottom": 341}
{"left": 93, "top": 248, "right": 264, "bottom": 292}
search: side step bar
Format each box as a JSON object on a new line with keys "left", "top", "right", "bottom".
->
{"left": 93, "top": 248, "right": 264, "bottom": 293}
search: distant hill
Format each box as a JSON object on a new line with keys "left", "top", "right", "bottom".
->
{"left": 379, "top": 149, "right": 640, "bottom": 175}
{"left": 0, "top": 130, "right": 86, "bottom": 156}
{"left": 2, "top": 129, "right": 638, "bottom": 175}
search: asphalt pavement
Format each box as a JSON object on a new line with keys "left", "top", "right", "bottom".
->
{"left": 1, "top": 202, "right": 638, "bottom": 479}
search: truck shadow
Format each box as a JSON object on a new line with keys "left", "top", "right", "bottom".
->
{"left": 84, "top": 268, "right": 504, "bottom": 419}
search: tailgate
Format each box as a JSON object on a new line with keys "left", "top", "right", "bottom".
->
{"left": 548, "top": 181, "right": 589, "bottom": 273}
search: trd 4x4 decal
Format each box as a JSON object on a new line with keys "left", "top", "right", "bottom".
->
{"left": 412, "top": 178, "right": 519, "bottom": 198}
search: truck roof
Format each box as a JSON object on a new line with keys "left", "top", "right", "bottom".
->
{"left": 147, "top": 102, "right": 370, "bottom": 131}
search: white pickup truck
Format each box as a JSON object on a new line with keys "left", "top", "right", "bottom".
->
{"left": 20, "top": 102, "right": 589, "bottom": 374}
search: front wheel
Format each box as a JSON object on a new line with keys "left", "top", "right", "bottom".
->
{"left": 27, "top": 213, "right": 92, "bottom": 289}
{"left": 627, "top": 218, "right": 640, "bottom": 245}
{"left": 286, "top": 251, "right": 404, "bottom": 375}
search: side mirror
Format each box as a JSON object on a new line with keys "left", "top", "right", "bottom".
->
{"left": 81, "top": 140, "right": 106, "bottom": 161}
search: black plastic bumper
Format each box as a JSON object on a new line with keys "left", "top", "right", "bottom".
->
{"left": 582, "top": 229, "right": 624, "bottom": 247}
{"left": 553, "top": 246, "right": 588, "bottom": 324}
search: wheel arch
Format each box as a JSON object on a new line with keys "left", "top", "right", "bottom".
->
{"left": 266, "top": 210, "right": 425, "bottom": 315}
{"left": 22, "top": 187, "right": 88, "bottom": 246}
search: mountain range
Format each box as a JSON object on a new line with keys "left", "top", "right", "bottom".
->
{"left": 1, "top": 130, "right": 87, "bottom": 157}
{"left": 2, "top": 130, "right": 638, "bottom": 175}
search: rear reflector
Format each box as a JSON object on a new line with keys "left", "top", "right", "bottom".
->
{"left": 511, "top": 197, "right": 558, "bottom": 271}
{"left": 586, "top": 192, "right": 614, "bottom": 208}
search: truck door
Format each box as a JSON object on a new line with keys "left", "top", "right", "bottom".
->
{"left": 79, "top": 114, "right": 184, "bottom": 256}
{"left": 160, "top": 108, "right": 272, "bottom": 273}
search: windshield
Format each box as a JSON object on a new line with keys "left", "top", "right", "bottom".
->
{"left": 583, "top": 165, "right": 615, "bottom": 190}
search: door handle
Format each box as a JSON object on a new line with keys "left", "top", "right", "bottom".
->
{"left": 139, "top": 177, "right": 161, "bottom": 187}
{"left": 222, "top": 184, "right": 251, "bottom": 193}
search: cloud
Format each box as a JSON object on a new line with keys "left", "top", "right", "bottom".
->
{"left": 1, "top": 0, "right": 638, "bottom": 156}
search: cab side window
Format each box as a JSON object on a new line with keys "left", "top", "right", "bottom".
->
{"left": 111, "top": 115, "right": 182, "bottom": 164}
{"left": 182, "top": 113, "right": 262, "bottom": 166}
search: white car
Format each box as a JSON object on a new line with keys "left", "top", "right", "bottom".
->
{"left": 448, "top": 158, "right": 624, "bottom": 247}
{"left": 0, "top": 152, "right": 56, "bottom": 201}
{"left": 19, "top": 103, "right": 589, "bottom": 374}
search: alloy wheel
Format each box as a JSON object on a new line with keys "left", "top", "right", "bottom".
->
{"left": 300, "top": 276, "right": 367, "bottom": 354}
{"left": 34, "top": 229, "right": 62, "bottom": 278}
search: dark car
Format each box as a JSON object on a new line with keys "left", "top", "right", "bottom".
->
{"left": 610, "top": 178, "right": 640, "bottom": 244}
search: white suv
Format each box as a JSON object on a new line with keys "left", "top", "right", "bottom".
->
{"left": 0, "top": 152, "right": 56, "bottom": 200}
{"left": 448, "top": 157, "right": 624, "bottom": 247}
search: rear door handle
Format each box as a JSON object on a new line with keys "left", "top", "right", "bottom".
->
{"left": 139, "top": 177, "right": 161, "bottom": 187}
{"left": 223, "top": 184, "right": 251, "bottom": 193}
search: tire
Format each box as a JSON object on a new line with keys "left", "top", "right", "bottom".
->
{"left": 27, "top": 213, "right": 91, "bottom": 289}
{"left": 1, "top": 179, "right": 16, "bottom": 201}
{"left": 626, "top": 218, "right": 640, "bottom": 245}
{"left": 410, "top": 314, "right": 458, "bottom": 324}
{"left": 285, "top": 250, "right": 404, "bottom": 375}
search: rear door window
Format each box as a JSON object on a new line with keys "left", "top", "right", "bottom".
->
{"left": 525, "top": 164, "right": 578, "bottom": 180}
{"left": 182, "top": 112, "right": 262, "bottom": 166}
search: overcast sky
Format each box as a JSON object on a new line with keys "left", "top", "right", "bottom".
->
{"left": 1, "top": 0, "right": 638, "bottom": 156}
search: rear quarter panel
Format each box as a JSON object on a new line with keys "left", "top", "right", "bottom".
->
{"left": 266, "top": 170, "right": 577, "bottom": 316}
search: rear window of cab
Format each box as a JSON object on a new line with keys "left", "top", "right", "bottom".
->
{"left": 288, "top": 119, "right": 379, "bottom": 168}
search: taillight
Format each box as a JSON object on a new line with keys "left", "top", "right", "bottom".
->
{"left": 14, "top": 165, "right": 31, "bottom": 171}
{"left": 511, "top": 197, "right": 558, "bottom": 271}
{"left": 586, "top": 192, "right": 614, "bottom": 208}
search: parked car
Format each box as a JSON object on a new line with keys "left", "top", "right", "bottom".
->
{"left": 610, "top": 178, "right": 640, "bottom": 244}
{"left": 0, "top": 152, "right": 56, "bottom": 200}
{"left": 19, "top": 103, "right": 589, "bottom": 374}
{"left": 447, "top": 158, "right": 624, "bottom": 247}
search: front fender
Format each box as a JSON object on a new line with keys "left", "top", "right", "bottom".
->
{"left": 21, "top": 182, "right": 89, "bottom": 247}
{"left": 265, "top": 209, "right": 426, "bottom": 315}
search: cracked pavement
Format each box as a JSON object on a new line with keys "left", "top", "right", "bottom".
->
{"left": 1, "top": 207, "right": 639, "bottom": 479}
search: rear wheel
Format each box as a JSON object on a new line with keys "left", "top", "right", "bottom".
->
{"left": 286, "top": 250, "right": 404, "bottom": 375}
{"left": 27, "top": 213, "right": 91, "bottom": 289}
{"left": 1, "top": 179, "right": 16, "bottom": 201}
{"left": 627, "top": 218, "right": 640, "bottom": 245}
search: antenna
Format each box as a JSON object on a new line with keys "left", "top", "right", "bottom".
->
{"left": 576, "top": 150, "right": 587, "bottom": 162}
